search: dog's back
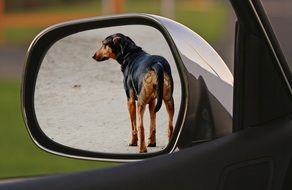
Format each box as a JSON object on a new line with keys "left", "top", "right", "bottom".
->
{"left": 123, "top": 53, "right": 173, "bottom": 112}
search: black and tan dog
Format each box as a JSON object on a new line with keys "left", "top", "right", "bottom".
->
{"left": 92, "top": 33, "right": 174, "bottom": 153}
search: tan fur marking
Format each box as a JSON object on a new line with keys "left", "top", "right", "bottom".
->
{"left": 95, "top": 45, "right": 116, "bottom": 60}
{"left": 137, "top": 103, "right": 147, "bottom": 153}
{"left": 135, "top": 70, "right": 174, "bottom": 152}
{"left": 164, "top": 98, "right": 174, "bottom": 141}
{"left": 148, "top": 99, "right": 156, "bottom": 146}
{"left": 128, "top": 93, "right": 138, "bottom": 146}
{"left": 162, "top": 74, "right": 174, "bottom": 141}
{"left": 141, "top": 71, "right": 172, "bottom": 101}
{"left": 163, "top": 74, "right": 172, "bottom": 101}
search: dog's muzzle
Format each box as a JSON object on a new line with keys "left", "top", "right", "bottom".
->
{"left": 92, "top": 54, "right": 108, "bottom": 62}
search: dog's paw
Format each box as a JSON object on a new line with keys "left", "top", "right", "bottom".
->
{"left": 139, "top": 148, "right": 148, "bottom": 153}
{"left": 128, "top": 142, "right": 138, "bottom": 146}
{"left": 147, "top": 142, "right": 156, "bottom": 147}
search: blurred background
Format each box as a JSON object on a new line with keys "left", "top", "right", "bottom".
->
{"left": 0, "top": 0, "right": 291, "bottom": 179}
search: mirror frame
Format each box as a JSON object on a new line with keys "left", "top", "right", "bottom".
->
{"left": 21, "top": 14, "right": 189, "bottom": 162}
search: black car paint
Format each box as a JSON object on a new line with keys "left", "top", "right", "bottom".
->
{"left": 0, "top": 0, "right": 291, "bottom": 189}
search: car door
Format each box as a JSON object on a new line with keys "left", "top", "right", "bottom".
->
{"left": 0, "top": 0, "right": 291, "bottom": 189}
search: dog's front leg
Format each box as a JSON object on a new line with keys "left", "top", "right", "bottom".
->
{"left": 127, "top": 97, "right": 138, "bottom": 146}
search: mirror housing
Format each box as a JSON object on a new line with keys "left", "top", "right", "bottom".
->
{"left": 22, "top": 14, "right": 233, "bottom": 162}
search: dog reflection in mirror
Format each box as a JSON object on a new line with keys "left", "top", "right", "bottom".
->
{"left": 92, "top": 33, "right": 174, "bottom": 153}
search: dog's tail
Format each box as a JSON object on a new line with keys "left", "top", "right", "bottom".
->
{"left": 152, "top": 62, "right": 164, "bottom": 113}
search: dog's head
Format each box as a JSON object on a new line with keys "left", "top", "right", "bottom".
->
{"left": 92, "top": 33, "right": 140, "bottom": 62}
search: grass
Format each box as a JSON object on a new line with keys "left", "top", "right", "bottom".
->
{"left": 176, "top": 3, "right": 228, "bottom": 43}
{"left": 0, "top": 80, "right": 113, "bottom": 179}
{"left": 4, "top": 28, "right": 42, "bottom": 45}
{"left": 125, "top": 0, "right": 228, "bottom": 43}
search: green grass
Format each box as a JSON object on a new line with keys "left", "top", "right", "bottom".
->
{"left": 4, "top": 28, "right": 42, "bottom": 45}
{"left": 125, "top": 0, "right": 228, "bottom": 43}
{"left": 0, "top": 80, "right": 113, "bottom": 179}
{"left": 176, "top": 3, "right": 228, "bottom": 43}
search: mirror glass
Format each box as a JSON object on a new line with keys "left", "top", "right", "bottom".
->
{"left": 34, "top": 25, "right": 182, "bottom": 154}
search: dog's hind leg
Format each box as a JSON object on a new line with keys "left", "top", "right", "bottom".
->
{"left": 137, "top": 102, "right": 147, "bottom": 153}
{"left": 163, "top": 74, "right": 174, "bottom": 141}
{"left": 127, "top": 94, "right": 138, "bottom": 146}
{"left": 148, "top": 99, "right": 156, "bottom": 147}
{"left": 164, "top": 97, "right": 174, "bottom": 142}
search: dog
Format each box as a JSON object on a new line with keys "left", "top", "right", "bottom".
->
{"left": 92, "top": 33, "right": 174, "bottom": 153}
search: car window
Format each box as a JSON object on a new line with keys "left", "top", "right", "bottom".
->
{"left": 261, "top": 0, "right": 292, "bottom": 72}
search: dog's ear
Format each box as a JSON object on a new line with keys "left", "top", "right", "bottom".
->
{"left": 113, "top": 36, "right": 125, "bottom": 54}
{"left": 113, "top": 36, "right": 121, "bottom": 45}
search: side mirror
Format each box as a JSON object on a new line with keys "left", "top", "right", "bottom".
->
{"left": 22, "top": 14, "right": 233, "bottom": 162}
